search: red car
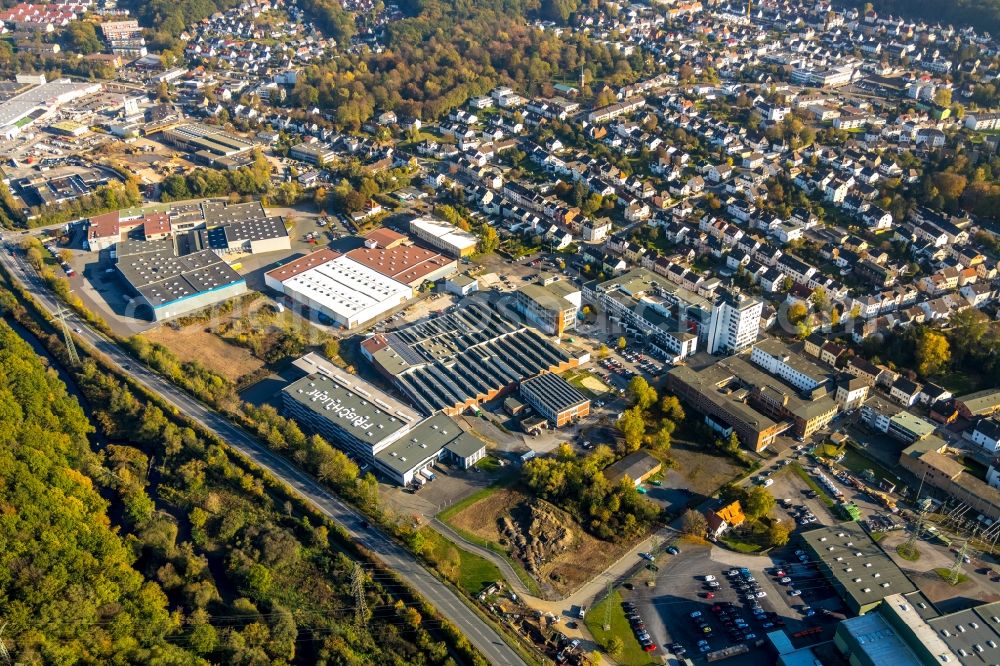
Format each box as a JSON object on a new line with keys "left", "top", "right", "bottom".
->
{"left": 643, "top": 644, "right": 657, "bottom": 652}
{"left": 702, "top": 592, "right": 715, "bottom": 599}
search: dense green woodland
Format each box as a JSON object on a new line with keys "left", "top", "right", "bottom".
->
{"left": 847, "top": 0, "right": 1000, "bottom": 34}
{"left": 0, "top": 320, "right": 193, "bottom": 663}
{"left": 287, "top": 0, "right": 654, "bottom": 127}
{"left": 0, "top": 308, "right": 477, "bottom": 665}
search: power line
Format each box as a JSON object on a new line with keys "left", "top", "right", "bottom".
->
{"left": 352, "top": 562, "right": 369, "bottom": 630}
{"left": 0, "top": 622, "right": 11, "bottom": 666}
{"left": 52, "top": 307, "right": 79, "bottom": 365}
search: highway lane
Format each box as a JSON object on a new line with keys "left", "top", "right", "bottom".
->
{"left": 0, "top": 239, "right": 528, "bottom": 666}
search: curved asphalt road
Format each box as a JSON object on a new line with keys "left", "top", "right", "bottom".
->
{"left": 0, "top": 238, "right": 527, "bottom": 666}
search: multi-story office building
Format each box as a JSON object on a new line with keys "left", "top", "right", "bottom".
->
{"left": 706, "top": 289, "right": 764, "bottom": 355}
{"left": 511, "top": 277, "right": 581, "bottom": 336}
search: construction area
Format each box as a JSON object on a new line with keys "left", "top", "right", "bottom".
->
{"left": 445, "top": 487, "right": 636, "bottom": 598}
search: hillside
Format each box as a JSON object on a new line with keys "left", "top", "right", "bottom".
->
{"left": 0, "top": 320, "right": 199, "bottom": 663}
{"left": 844, "top": 0, "right": 1000, "bottom": 34}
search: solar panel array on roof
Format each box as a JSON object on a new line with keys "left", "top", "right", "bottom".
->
{"left": 387, "top": 301, "right": 520, "bottom": 363}
{"left": 395, "top": 327, "right": 571, "bottom": 414}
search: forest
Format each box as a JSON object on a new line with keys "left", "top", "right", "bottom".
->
{"left": 288, "top": 0, "right": 654, "bottom": 128}
{"left": 846, "top": 0, "right": 1000, "bottom": 34}
{"left": 0, "top": 290, "right": 481, "bottom": 665}
{"left": 522, "top": 443, "right": 662, "bottom": 540}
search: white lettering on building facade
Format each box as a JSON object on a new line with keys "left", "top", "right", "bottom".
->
{"left": 308, "top": 389, "right": 376, "bottom": 429}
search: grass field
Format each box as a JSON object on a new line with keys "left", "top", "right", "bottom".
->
{"left": 896, "top": 543, "right": 921, "bottom": 561}
{"left": 419, "top": 526, "right": 503, "bottom": 596}
{"left": 586, "top": 590, "right": 658, "bottom": 666}
{"left": 438, "top": 483, "right": 504, "bottom": 523}
{"left": 935, "top": 567, "right": 970, "bottom": 586}
{"left": 790, "top": 462, "right": 836, "bottom": 508}
{"left": 143, "top": 326, "right": 264, "bottom": 382}
{"left": 839, "top": 447, "right": 903, "bottom": 486}
{"left": 937, "top": 370, "right": 984, "bottom": 396}
{"left": 564, "top": 370, "right": 612, "bottom": 399}
{"left": 437, "top": 484, "right": 543, "bottom": 596}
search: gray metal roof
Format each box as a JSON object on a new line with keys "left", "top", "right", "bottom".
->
{"left": 520, "top": 372, "right": 589, "bottom": 414}
{"left": 801, "top": 523, "right": 915, "bottom": 611}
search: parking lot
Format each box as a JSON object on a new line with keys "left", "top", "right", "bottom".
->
{"left": 622, "top": 542, "right": 845, "bottom": 661}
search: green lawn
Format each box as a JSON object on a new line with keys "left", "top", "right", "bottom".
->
{"left": 564, "top": 369, "right": 612, "bottom": 399}
{"left": 935, "top": 567, "right": 970, "bottom": 586}
{"left": 790, "top": 462, "right": 836, "bottom": 508}
{"left": 937, "top": 370, "right": 984, "bottom": 396}
{"left": 896, "top": 543, "right": 921, "bottom": 561}
{"left": 838, "top": 447, "right": 903, "bottom": 487}
{"left": 586, "top": 590, "right": 658, "bottom": 666}
{"left": 720, "top": 537, "right": 763, "bottom": 554}
{"left": 438, "top": 484, "right": 503, "bottom": 522}
{"left": 419, "top": 527, "right": 503, "bottom": 597}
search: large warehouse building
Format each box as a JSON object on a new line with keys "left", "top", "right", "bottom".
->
{"left": 115, "top": 236, "right": 247, "bottom": 321}
{"left": 265, "top": 235, "right": 458, "bottom": 329}
{"left": 282, "top": 354, "right": 486, "bottom": 485}
{"left": 159, "top": 122, "right": 256, "bottom": 169}
{"left": 87, "top": 201, "right": 290, "bottom": 254}
{"left": 801, "top": 523, "right": 915, "bottom": 615}
{"left": 361, "top": 300, "right": 584, "bottom": 416}
{"left": 264, "top": 249, "right": 413, "bottom": 329}
{"left": 409, "top": 216, "right": 478, "bottom": 257}
{"left": 519, "top": 371, "right": 590, "bottom": 426}
{"left": 0, "top": 77, "right": 102, "bottom": 139}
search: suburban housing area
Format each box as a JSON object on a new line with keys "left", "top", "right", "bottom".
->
{"left": 3, "top": 0, "right": 1000, "bottom": 664}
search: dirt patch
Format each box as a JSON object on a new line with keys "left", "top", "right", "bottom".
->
{"left": 666, "top": 442, "right": 743, "bottom": 497}
{"left": 143, "top": 325, "right": 264, "bottom": 383}
{"left": 579, "top": 375, "right": 609, "bottom": 394}
{"left": 448, "top": 487, "right": 636, "bottom": 597}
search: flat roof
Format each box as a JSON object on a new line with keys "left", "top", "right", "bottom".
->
{"left": 375, "top": 412, "right": 485, "bottom": 475}
{"left": 409, "top": 216, "right": 478, "bottom": 250}
{"left": 928, "top": 602, "right": 1000, "bottom": 662}
{"left": 595, "top": 267, "right": 713, "bottom": 312}
{"left": 284, "top": 373, "right": 412, "bottom": 448}
{"left": 142, "top": 212, "right": 171, "bottom": 236}
{"left": 115, "top": 238, "right": 244, "bottom": 309}
{"left": 364, "top": 227, "right": 407, "bottom": 248}
{"left": 838, "top": 613, "right": 922, "bottom": 666}
{"left": 221, "top": 215, "right": 288, "bottom": 245}
{"left": 519, "top": 279, "right": 580, "bottom": 312}
{"left": 520, "top": 372, "right": 589, "bottom": 414}
{"left": 292, "top": 352, "right": 420, "bottom": 425}
{"left": 346, "top": 245, "right": 454, "bottom": 285}
{"left": 203, "top": 201, "right": 267, "bottom": 226}
{"left": 889, "top": 412, "right": 936, "bottom": 438}
{"left": 752, "top": 338, "right": 831, "bottom": 385}
{"left": 281, "top": 255, "right": 412, "bottom": 322}
{"left": 801, "top": 523, "right": 916, "bottom": 611}
{"left": 0, "top": 79, "right": 100, "bottom": 129}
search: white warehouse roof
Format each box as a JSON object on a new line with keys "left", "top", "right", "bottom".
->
{"left": 410, "top": 216, "right": 478, "bottom": 252}
{"left": 278, "top": 254, "right": 412, "bottom": 327}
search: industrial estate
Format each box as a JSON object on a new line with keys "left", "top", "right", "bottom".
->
{"left": 3, "top": 0, "right": 1000, "bottom": 665}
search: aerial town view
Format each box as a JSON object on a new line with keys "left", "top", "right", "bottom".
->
{"left": 3, "top": 0, "right": 1000, "bottom": 664}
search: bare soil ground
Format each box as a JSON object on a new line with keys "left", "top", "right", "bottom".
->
{"left": 143, "top": 325, "right": 264, "bottom": 383}
{"left": 448, "top": 487, "right": 636, "bottom": 597}
{"left": 666, "top": 442, "right": 743, "bottom": 497}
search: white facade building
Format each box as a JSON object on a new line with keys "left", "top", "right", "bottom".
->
{"left": 705, "top": 290, "right": 763, "bottom": 355}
